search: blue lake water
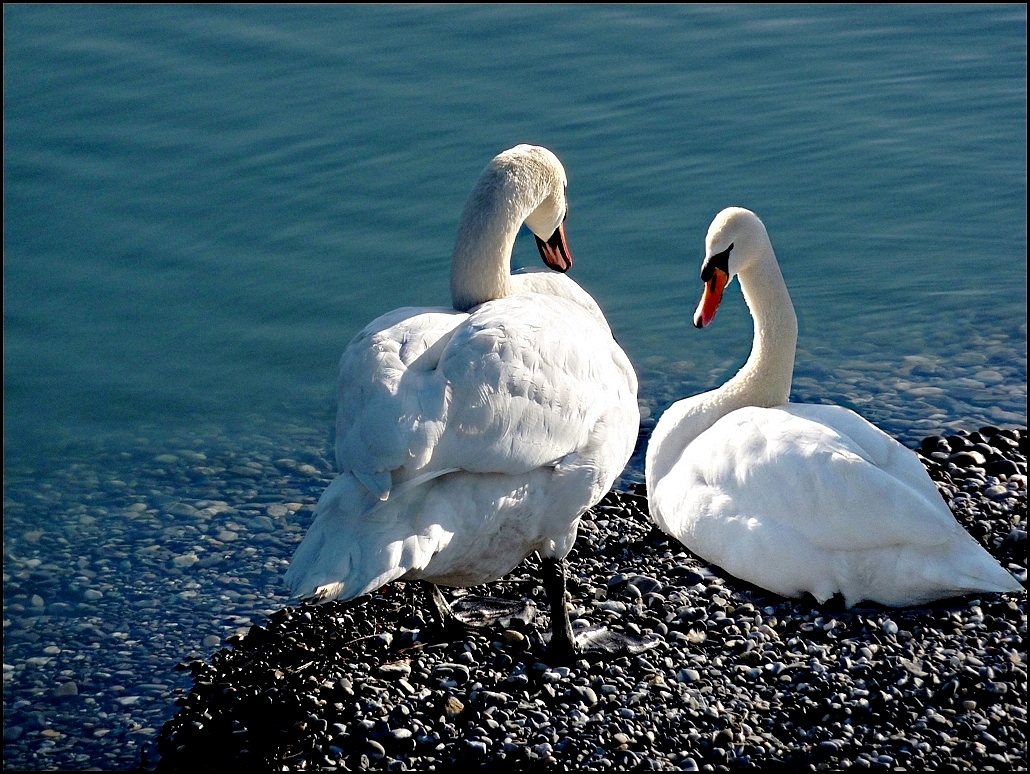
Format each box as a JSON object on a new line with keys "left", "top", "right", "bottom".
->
{"left": 1, "top": 5, "right": 1026, "bottom": 768}
{"left": 5, "top": 4, "right": 1026, "bottom": 462}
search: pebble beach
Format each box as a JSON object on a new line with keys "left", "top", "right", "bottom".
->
{"left": 3, "top": 411, "right": 1025, "bottom": 771}
{"left": 153, "top": 427, "right": 1027, "bottom": 772}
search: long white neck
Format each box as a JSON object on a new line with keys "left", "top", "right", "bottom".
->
{"left": 646, "top": 242, "right": 798, "bottom": 489}
{"left": 450, "top": 166, "right": 541, "bottom": 312}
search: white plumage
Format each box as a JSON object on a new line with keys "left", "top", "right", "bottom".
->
{"left": 286, "top": 146, "right": 638, "bottom": 648}
{"left": 646, "top": 207, "right": 1023, "bottom": 608}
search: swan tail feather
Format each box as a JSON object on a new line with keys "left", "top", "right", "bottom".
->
{"left": 285, "top": 470, "right": 459, "bottom": 603}
{"left": 912, "top": 535, "right": 1025, "bottom": 600}
{"left": 836, "top": 536, "right": 1025, "bottom": 608}
{"left": 285, "top": 473, "right": 396, "bottom": 602}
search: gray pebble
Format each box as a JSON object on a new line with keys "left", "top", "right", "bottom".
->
{"left": 54, "top": 681, "right": 78, "bottom": 697}
{"left": 4, "top": 726, "right": 24, "bottom": 742}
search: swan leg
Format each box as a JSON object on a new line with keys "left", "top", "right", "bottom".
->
{"left": 541, "top": 556, "right": 661, "bottom": 664}
{"left": 541, "top": 556, "right": 578, "bottom": 663}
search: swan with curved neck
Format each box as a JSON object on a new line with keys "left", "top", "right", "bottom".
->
{"left": 646, "top": 208, "right": 797, "bottom": 487}
{"left": 451, "top": 144, "right": 572, "bottom": 311}
{"left": 287, "top": 145, "right": 646, "bottom": 661}
{"left": 646, "top": 207, "right": 1023, "bottom": 607}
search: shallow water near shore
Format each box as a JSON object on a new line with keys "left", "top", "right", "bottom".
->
{"left": 3, "top": 5, "right": 1026, "bottom": 770}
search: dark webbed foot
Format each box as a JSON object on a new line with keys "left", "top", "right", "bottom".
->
{"left": 572, "top": 625, "right": 661, "bottom": 655}
{"left": 423, "top": 582, "right": 536, "bottom": 640}
{"left": 540, "top": 557, "right": 660, "bottom": 665}
{"left": 449, "top": 595, "right": 537, "bottom": 628}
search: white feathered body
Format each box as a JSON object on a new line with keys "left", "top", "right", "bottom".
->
{"left": 649, "top": 395, "right": 1022, "bottom": 608}
{"left": 286, "top": 270, "right": 639, "bottom": 602}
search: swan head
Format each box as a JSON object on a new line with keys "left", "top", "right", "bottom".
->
{"left": 504, "top": 145, "right": 573, "bottom": 273}
{"left": 694, "top": 207, "right": 770, "bottom": 328}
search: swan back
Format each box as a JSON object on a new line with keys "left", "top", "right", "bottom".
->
{"left": 511, "top": 267, "right": 612, "bottom": 331}
{"left": 335, "top": 291, "right": 637, "bottom": 498}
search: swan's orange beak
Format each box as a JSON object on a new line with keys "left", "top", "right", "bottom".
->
{"left": 535, "top": 221, "right": 573, "bottom": 273}
{"left": 694, "top": 268, "right": 728, "bottom": 329}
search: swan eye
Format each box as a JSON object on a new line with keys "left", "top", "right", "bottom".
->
{"left": 700, "top": 243, "right": 733, "bottom": 282}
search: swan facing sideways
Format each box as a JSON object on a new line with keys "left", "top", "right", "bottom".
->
{"left": 645, "top": 207, "right": 1024, "bottom": 608}
{"left": 286, "top": 145, "right": 648, "bottom": 660}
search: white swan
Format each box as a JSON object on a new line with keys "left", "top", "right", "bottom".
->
{"left": 286, "top": 145, "right": 642, "bottom": 658}
{"left": 646, "top": 207, "right": 1024, "bottom": 608}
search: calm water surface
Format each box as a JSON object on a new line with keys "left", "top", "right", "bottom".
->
{"left": 5, "top": 4, "right": 1026, "bottom": 459}
{"left": 2, "top": 5, "right": 1026, "bottom": 768}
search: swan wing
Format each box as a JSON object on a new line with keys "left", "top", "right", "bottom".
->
{"left": 679, "top": 405, "right": 958, "bottom": 552}
{"left": 334, "top": 295, "right": 637, "bottom": 499}
{"left": 783, "top": 403, "right": 949, "bottom": 508}
{"left": 432, "top": 293, "right": 638, "bottom": 477}
{"left": 334, "top": 306, "right": 464, "bottom": 497}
